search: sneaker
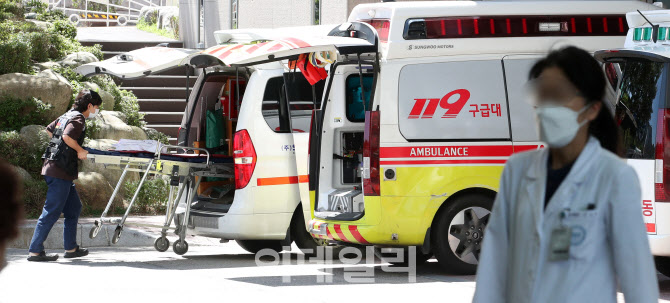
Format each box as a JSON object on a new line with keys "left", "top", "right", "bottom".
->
{"left": 64, "top": 246, "right": 89, "bottom": 259}
{"left": 27, "top": 251, "right": 59, "bottom": 262}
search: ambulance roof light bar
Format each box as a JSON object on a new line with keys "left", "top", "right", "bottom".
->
{"left": 403, "top": 15, "right": 628, "bottom": 40}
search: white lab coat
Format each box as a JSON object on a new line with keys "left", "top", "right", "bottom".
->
{"left": 473, "top": 137, "right": 659, "bottom": 303}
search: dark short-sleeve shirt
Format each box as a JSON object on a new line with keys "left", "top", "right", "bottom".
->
{"left": 41, "top": 113, "right": 86, "bottom": 181}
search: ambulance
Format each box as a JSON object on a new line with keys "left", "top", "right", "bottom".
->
{"left": 595, "top": 8, "right": 670, "bottom": 277}
{"left": 285, "top": 0, "right": 661, "bottom": 274}
{"left": 75, "top": 26, "right": 371, "bottom": 255}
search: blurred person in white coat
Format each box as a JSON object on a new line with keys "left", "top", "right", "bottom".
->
{"left": 473, "top": 46, "right": 658, "bottom": 303}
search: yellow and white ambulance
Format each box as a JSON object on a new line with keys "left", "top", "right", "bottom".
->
{"left": 595, "top": 8, "right": 670, "bottom": 277}
{"left": 295, "top": 0, "right": 661, "bottom": 274}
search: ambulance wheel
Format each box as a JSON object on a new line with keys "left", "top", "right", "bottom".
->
{"left": 291, "top": 207, "right": 320, "bottom": 256}
{"left": 154, "top": 237, "right": 170, "bottom": 252}
{"left": 236, "top": 240, "right": 283, "bottom": 254}
{"left": 111, "top": 226, "right": 122, "bottom": 244}
{"left": 655, "top": 256, "right": 670, "bottom": 278}
{"left": 433, "top": 193, "right": 493, "bottom": 275}
{"left": 173, "top": 240, "right": 188, "bottom": 255}
{"left": 373, "top": 246, "right": 433, "bottom": 267}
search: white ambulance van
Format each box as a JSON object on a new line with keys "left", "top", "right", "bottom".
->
{"left": 287, "top": 0, "right": 660, "bottom": 274}
{"left": 595, "top": 8, "right": 670, "bottom": 277}
{"left": 75, "top": 28, "right": 371, "bottom": 255}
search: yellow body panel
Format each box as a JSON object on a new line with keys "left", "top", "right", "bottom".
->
{"left": 309, "top": 165, "right": 503, "bottom": 246}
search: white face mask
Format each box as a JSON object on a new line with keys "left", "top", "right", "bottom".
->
{"left": 87, "top": 108, "right": 99, "bottom": 119}
{"left": 535, "top": 103, "right": 590, "bottom": 148}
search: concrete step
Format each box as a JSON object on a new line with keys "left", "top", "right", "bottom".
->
{"left": 142, "top": 111, "right": 184, "bottom": 124}
{"left": 145, "top": 124, "right": 180, "bottom": 138}
{"left": 137, "top": 98, "right": 187, "bottom": 112}
{"left": 121, "top": 87, "right": 188, "bottom": 100}
{"left": 119, "top": 75, "right": 197, "bottom": 88}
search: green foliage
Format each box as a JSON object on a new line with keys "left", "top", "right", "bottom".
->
{"left": 0, "top": 130, "right": 44, "bottom": 174}
{"left": 0, "top": 0, "right": 23, "bottom": 22}
{"left": 52, "top": 19, "right": 76, "bottom": 40}
{"left": 0, "top": 33, "right": 31, "bottom": 74}
{"left": 124, "top": 177, "right": 170, "bottom": 214}
{"left": 84, "top": 117, "right": 101, "bottom": 139}
{"left": 118, "top": 90, "right": 145, "bottom": 128}
{"left": 146, "top": 129, "right": 170, "bottom": 145}
{"left": 0, "top": 95, "right": 51, "bottom": 131}
{"left": 21, "top": 177, "right": 47, "bottom": 218}
{"left": 137, "top": 18, "right": 177, "bottom": 40}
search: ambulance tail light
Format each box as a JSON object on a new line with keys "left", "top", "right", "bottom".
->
{"left": 234, "top": 129, "right": 257, "bottom": 189}
{"left": 655, "top": 109, "right": 670, "bottom": 202}
{"left": 362, "top": 19, "right": 390, "bottom": 43}
{"left": 404, "top": 15, "right": 627, "bottom": 40}
{"left": 363, "top": 111, "right": 380, "bottom": 196}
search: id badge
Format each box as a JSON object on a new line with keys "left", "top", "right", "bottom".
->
{"left": 548, "top": 226, "right": 571, "bottom": 261}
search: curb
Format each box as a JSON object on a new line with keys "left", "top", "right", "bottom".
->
{"left": 9, "top": 218, "right": 158, "bottom": 250}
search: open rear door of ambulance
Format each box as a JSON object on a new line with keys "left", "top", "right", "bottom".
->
{"left": 75, "top": 46, "right": 199, "bottom": 79}
{"left": 189, "top": 22, "right": 379, "bottom": 225}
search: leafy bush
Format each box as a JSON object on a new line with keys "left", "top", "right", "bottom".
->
{"left": 0, "top": 34, "right": 31, "bottom": 74}
{"left": 21, "top": 177, "right": 47, "bottom": 218}
{"left": 124, "top": 177, "right": 170, "bottom": 214}
{"left": 52, "top": 19, "right": 76, "bottom": 40}
{"left": 146, "top": 129, "right": 170, "bottom": 145}
{"left": 0, "top": 131, "right": 44, "bottom": 174}
{"left": 0, "top": 0, "right": 23, "bottom": 22}
{"left": 137, "top": 18, "right": 177, "bottom": 40}
{"left": 0, "top": 95, "right": 51, "bottom": 131}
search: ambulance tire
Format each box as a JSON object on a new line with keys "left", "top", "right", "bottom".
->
{"left": 291, "top": 207, "right": 320, "bottom": 256}
{"left": 655, "top": 256, "right": 670, "bottom": 278}
{"left": 236, "top": 239, "right": 283, "bottom": 254}
{"left": 373, "top": 247, "right": 433, "bottom": 267}
{"left": 433, "top": 193, "right": 493, "bottom": 275}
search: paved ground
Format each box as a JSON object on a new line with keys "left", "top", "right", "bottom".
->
{"left": 76, "top": 26, "right": 177, "bottom": 43}
{"left": 2, "top": 240, "right": 670, "bottom": 303}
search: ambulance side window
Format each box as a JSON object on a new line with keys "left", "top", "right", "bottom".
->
{"left": 346, "top": 74, "right": 374, "bottom": 122}
{"left": 284, "top": 73, "right": 324, "bottom": 133}
{"left": 262, "top": 77, "right": 290, "bottom": 133}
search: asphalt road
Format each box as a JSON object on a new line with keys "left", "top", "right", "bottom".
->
{"left": 1, "top": 241, "right": 669, "bottom": 303}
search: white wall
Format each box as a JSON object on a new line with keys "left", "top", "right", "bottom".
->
{"left": 320, "top": 0, "right": 349, "bottom": 25}
{"left": 238, "top": 0, "right": 314, "bottom": 29}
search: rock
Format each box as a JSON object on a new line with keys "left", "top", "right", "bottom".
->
{"left": 81, "top": 82, "right": 115, "bottom": 110}
{"left": 92, "top": 110, "right": 147, "bottom": 141}
{"left": 74, "top": 172, "right": 122, "bottom": 211}
{"left": 99, "top": 110, "right": 127, "bottom": 124}
{"left": 59, "top": 52, "right": 99, "bottom": 68}
{"left": 37, "top": 69, "right": 71, "bottom": 87}
{"left": 0, "top": 73, "right": 72, "bottom": 121}
{"left": 19, "top": 125, "right": 49, "bottom": 152}
{"left": 35, "top": 61, "right": 61, "bottom": 71}
{"left": 27, "top": 20, "right": 50, "bottom": 31}
{"left": 82, "top": 81, "right": 101, "bottom": 92}
{"left": 158, "top": 6, "right": 179, "bottom": 30}
{"left": 24, "top": 12, "right": 37, "bottom": 19}
{"left": 11, "top": 165, "right": 32, "bottom": 182}
{"left": 99, "top": 90, "right": 115, "bottom": 111}
{"left": 81, "top": 139, "right": 140, "bottom": 187}
{"left": 139, "top": 6, "right": 159, "bottom": 24}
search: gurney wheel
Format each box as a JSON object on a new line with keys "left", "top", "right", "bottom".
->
{"left": 89, "top": 226, "right": 100, "bottom": 239}
{"left": 112, "top": 226, "right": 122, "bottom": 244}
{"left": 173, "top": 240, "right": 188, "bottom": 255}
{"left": 154, "top": 237, "right": 170, "bottom": 252}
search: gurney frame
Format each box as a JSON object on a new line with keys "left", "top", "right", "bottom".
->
{"left": 86, "top": 144, "right": 234, "bottom": 255}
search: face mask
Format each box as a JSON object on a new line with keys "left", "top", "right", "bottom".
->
{"left": 535, "top": 103, "right": 590, "bottom": 148}
{"left": 87, "top": 108, "right": 99, "bottom": 119}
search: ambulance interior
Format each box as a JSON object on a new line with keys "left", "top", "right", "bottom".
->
{"left": 315, "top": 64, "right": 374, "bottom": 219}
{"left": 181, "top": 70, "right": 248, "bottom": 213}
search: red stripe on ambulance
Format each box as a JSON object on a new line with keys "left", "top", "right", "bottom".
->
{"left": 334, "top": 224, "right": 349, "bottom": 242}
{"left": 348, "top": 225, "right": 369, "bottom": 244}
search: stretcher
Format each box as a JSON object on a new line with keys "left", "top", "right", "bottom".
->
{"left": 84, "top": 144, "right": 234, "bottom": 255}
